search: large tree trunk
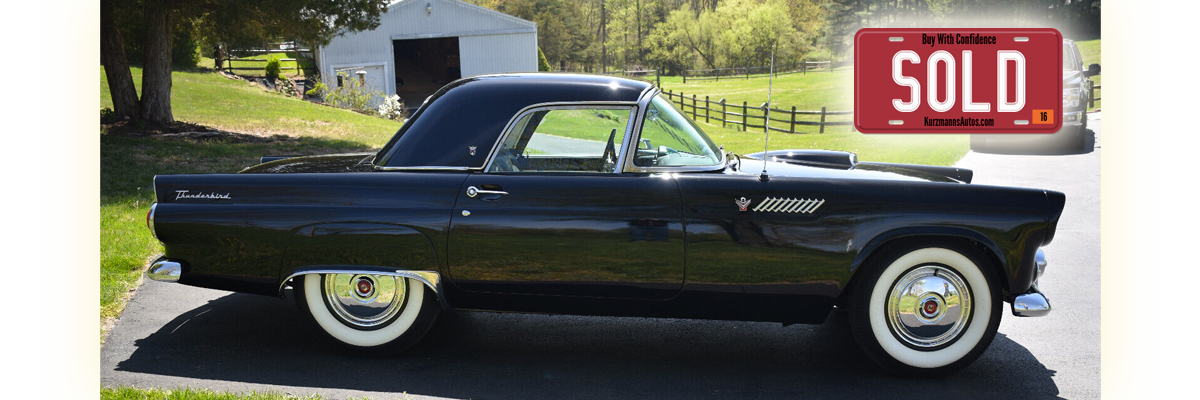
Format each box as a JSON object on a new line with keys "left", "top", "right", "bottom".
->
{"left": 141, "top": 0, "right": 175, "bottom": 124}
{"left": 100, "top": 0, "right": 140, "bottom": 119}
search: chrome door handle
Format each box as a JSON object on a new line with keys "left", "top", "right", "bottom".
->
{"left": 466, "top": 186, "right": 508, "bottom": 198}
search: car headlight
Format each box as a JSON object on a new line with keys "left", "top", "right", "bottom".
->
{"left": 1062, "top": 88, "right": 1081, "bottom": 107}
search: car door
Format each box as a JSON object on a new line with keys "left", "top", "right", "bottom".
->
{"left": 446, "top": 105, "right": 686, "bottom": 300}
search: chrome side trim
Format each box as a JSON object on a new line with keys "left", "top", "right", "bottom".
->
{"left": 147, "top": 259, "right": 182, "bottom": 282}
{"left": 1011, "top": 287, "right": 1052, "bottom": 317}
{"left": 148, "top": 203, "right": 157, "bottom": 239}
{"left": 374, "top": 166, "right": 473, "bottom": 172}
{"left": 280, "top": 268, "right": 442, "bottom": 297}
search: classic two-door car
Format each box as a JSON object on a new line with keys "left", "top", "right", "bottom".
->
{"left": 146, "top": 73, "right": 1063, "bottom": 377}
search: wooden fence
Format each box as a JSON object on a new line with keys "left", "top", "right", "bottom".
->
{"left": 682, "top": 61, "right": 836, "bottom": 83}
{"left": 661, "top": 89, "right": 852, "bottom": 134}
{"left": 221, "top": 58, "right": 302, "bottom": 73}
{"left": 221, "top": 41, "right": 314, "bottom": 75}
{"left": 1088, "top": 82, "right": 1102, "bottom": 109}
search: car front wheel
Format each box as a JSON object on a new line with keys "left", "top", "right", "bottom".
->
{"left": 296, "top": 273, "right": 440, "bottom": 355}
{"left": 848, "top": 242, "right": 1001, "bottom": 377}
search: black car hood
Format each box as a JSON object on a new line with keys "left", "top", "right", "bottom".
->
{"left": 239, "top": 153, "right": 376, "bottom": 174}
{"left": 739, "top": 150, "right": 969, "bottom": 183}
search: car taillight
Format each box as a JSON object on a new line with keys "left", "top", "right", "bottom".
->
{"left": 147, "top": 203, "right": 157, "bottom": 239}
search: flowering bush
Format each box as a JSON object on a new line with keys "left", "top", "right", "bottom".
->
{"left": 377, "top": 94, "right": 407, "bottom": 121}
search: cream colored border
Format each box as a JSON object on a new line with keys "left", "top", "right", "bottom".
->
{"left": 44, "top": 0, "right": 1152, "bottom": 396}
{"left": 39, "top": 0, "right": 97, "bottom": 396}
{"left": 1099, "top": 1, "right": 1156, "bottom": 396}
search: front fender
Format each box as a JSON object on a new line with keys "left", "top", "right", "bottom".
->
{"left": 849, "top": 225, "right": 1042, "bottom": 297}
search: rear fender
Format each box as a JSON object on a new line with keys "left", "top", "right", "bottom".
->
{"left": 278, "top": 223, "right": 446, "bottom": 306}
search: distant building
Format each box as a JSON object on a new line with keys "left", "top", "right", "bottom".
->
{"left": 316, "top": 0, "right": 538, "bottom": 106}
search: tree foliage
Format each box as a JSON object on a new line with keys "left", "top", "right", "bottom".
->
{"left": 101, "top": 0, "right": 390, "bottom": 124}
{"left": 466, "top": 0, "right": 1099, "bottom": 73}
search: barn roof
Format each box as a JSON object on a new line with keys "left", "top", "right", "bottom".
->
{"left": 385, "top": 0, "right": 536, "bottom": 32}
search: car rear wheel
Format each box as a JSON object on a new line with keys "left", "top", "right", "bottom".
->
{"left": 296, "top": 273, "right": 440, "bottom": 355}
{"left": 848, "top": 242, "right": 1001, "bottom": 377}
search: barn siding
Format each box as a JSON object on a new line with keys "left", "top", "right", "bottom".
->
{"left": 459, "top": 33, "right": 538, "bottom": 78}
{"left": 318, "top": 0, "right": 537, "bottom": 95}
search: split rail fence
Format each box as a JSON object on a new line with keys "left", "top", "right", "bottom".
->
{"left": 681, "top": 61, "right": 838, "bottom": 83}
{"left": 661, "top": 89, "right": 852, "bottom": 134}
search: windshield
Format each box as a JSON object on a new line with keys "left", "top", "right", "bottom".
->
{"left": 1063, "top": 43, "right": 1080, "bottom": 71}
{"left": 634, "top": 94, "right": 722, "bottom": 167}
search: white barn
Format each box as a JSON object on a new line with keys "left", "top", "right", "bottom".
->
{"left": 316, "top": 0, "right": 538, "bottom": 106}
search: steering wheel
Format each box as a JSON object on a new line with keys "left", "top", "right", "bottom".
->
{"left": 600, "top": 128, "right": 617, "bottom": 171}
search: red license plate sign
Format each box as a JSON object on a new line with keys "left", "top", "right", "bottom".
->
{"left": 854, "top": 28, "right": 1062, "bottom": 134}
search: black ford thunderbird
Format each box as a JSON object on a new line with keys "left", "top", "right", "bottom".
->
{"left": 146, "top": 73, "right": 1062, "bottom": 377}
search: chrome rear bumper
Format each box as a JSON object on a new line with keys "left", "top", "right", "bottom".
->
{"left": 1011, "top": 249, "right": 1051, "bottom": 317}
{"left": 147, "top": 259, "right": 182, "bottom": 282}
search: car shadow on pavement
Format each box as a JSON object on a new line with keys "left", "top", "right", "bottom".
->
{"left": 970, "top": 128, "right": 1097, "bottom": 156}
{"left": 113, "top": 291, "right": 1063, "bottom": 400}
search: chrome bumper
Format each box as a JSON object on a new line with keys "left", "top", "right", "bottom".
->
{"left": 1011, "top": 249, "right": 1051, "bottom": 317}
{"left": 147, "top": 259, "right": 183, "bottom": 282}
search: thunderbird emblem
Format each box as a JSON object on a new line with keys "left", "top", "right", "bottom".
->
{"left": 736, "top": 197, "right": 752, "bottom": 212}
{"left": 469, "top": 146, "right": 478, "bottom": 156}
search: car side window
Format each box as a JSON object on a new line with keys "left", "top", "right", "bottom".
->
{"left": 635, "top": 95, "right": 722, "bottom": 167}
{"left": 489, "top": 107, "right": 633, "bottom": 173}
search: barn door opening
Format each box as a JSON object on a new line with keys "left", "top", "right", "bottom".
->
{"left": 392, "top": 37, "right": 461, "bottom": 110}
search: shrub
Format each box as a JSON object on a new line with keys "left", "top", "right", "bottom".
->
{"left": 264, "top": 55, "right": 282, "bottom": 80}
{"left": 305, "top": 81, "right": 327, "bottom": 97}
{"left": 377, "top": 95, "right": 407, "bottom": 121}
{"left": 537, "top": 47, "right": 551, "bottom": 72}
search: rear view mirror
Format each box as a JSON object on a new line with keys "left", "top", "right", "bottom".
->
{"left": 1085, "top": 63, "right": 1101, "bottom": 77}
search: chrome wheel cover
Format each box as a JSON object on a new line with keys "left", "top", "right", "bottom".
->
{"left": 886, "top": 265, "right": 972, "bottom": 349}
{"left": 323, "top": 274, "right": 407, "bottom": 328}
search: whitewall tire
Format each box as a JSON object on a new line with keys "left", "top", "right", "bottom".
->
{"left": 297, "top": 273, "right": 440, "bottom": 355}
{"left": 849, "top": 242, "right": 1002, "bottom": 377}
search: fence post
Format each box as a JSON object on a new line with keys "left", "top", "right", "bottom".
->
{"left": 683, "top": 73, "right": 687, "bottom": 84}
{"left": 656, "top": 69, "right": 661, "bottom": 88}
{"left": 705, "top": 96, "right": 710, "bottom": 123}
{"left": 742, "top": 101, "right": 748, "bottom": 131}
{"left": 692, "top": 94, "right": 698, "bottom": 119}
{"left": 762, "top": 103, "right": 768, "bottom": 133}
{"left": 721, "top": 99, "right": 727, "bottom": 128}
{"left": 790, "top": 106, "right": 796, "bottom": 133}
{"left": 819, "top": 107, "right": 827, "bottom": 134}
{"left": 1087, "top": 81, "right": 1095, "bottom": 109}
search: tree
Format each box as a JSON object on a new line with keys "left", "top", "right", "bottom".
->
{"left": 100, "top": 0, "right": 390, "bottom": 124}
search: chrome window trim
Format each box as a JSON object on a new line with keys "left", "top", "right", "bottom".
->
{"left": 374, "top": 166, "right": 474, "bottom": 172}
{"left": 620, "top": 89, "right": 728, "bottom": 174}
{"left": 480, "top": 101, "right": 641, "bottom": 174}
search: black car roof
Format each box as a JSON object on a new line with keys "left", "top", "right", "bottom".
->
{"left": 376, "top": 73, "right": 654, "bottom": 169}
